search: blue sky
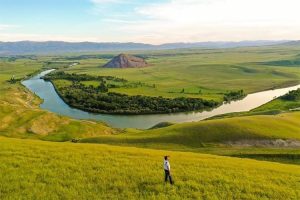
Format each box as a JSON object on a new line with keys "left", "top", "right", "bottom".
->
{"left": 1, "top": 0, "right": 300, "bottom": 44}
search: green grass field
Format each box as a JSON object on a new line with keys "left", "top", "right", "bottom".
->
{"left": 83, "top": 112, "right": 300, "bottom": 146}
{"left": 64, "top": 46, "right": 300, "bottom": 101}
{"left": 79, "top": 111, "right": 300, "bottom": 164}
{"left": 0, "top": 137, "right": 299, "bottom": 200}
{"left": 1, "top": 46, "right": 300, "bottom": 199}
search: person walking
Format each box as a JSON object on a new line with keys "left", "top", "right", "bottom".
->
{"left": 163, "top": 156, "right": 174, "bottom": 184}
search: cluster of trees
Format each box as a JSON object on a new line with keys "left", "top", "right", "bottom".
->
{"left": 52, "top": 82, "right": 218, "bottom": 114}
{"left": 61, "top": 89, "right": 218, "bottom": 114}
{"left": 43, "top": 62, "right": 77, "bottom": 69}
{"left": 44, "top": 71, "right": 127, "bottom": 83}
{"left": 68, "top": 81, "right": 108, "bottom": 93}
{"left": 223, "top": 90, "right": 245, "bottom": 102}
{"left": 263, "top": 59, "right": 300, "bottom": 67}
{"left": 281, "top": 89, "right": 300, "bottom": 101}
{"left": 46, "top": 71, "right": 220, "bottom": 114}
{"left": 7, "top": 76, "right": 20, "bottom": 84}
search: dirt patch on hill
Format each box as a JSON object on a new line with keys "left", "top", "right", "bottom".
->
{"left": 226, "top": 139, "right": 300, "bottom": 148}
{"left": 28, "top": 113, "right": 67, "bottom": 135}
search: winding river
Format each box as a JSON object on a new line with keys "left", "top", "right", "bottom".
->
{"left": 22, "top": 69, "right": 300, "bottom": 129}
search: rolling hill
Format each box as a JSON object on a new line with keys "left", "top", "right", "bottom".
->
{"left": 0, "top": 136, "right": 299, "bottom": 200}
{"left": 81, "top": 112, "right": 300, "bottom": 149}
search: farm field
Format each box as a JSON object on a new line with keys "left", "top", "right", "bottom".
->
{"left": 0, "top": 136, "right": 299, "bottom": 200}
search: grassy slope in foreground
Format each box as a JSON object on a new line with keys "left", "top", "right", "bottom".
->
{"left": 0, "top": 137, "right": 299, "bottom": 200}
{"left": 82, "top": 112, "right": 300, "bottom": 148}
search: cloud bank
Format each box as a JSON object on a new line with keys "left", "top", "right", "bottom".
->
{"left": 93, "top": 0, "right": 300, "bottom": 43}
{"left": 1, "top": 0, "right": 300, "bottom": 43}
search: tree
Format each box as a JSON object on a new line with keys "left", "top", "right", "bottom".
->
{"left": 98, "top": 82, "right": 108, "bottom": 92}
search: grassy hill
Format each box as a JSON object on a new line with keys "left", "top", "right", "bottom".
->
{"left": 82, "top": 112, "right": 300, "bottom": 147}
{"left": 80, "top": 112, "right": 300, "bottom": 164}
{"left": 0, "top": 136, "right": 299, "bottom": 200}
{"left": 0, "top": 59, "right": 117, "bottom": 141}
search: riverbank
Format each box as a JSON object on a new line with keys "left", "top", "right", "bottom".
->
{"left": 22, "top": 70, "right": 300, "bottom": 129}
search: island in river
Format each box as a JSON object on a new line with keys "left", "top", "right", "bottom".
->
{"left": 43, "top": 71, "right": 244, "bottom": 115}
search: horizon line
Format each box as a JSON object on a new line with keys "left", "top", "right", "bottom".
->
{"left": 0, "top": 39, "right": 294, "bottom": 45}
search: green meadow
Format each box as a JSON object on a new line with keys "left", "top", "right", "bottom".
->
{"left": 65, "top": 46, "right": 300, "bottom": 101}
{"left": 1, "top": 45, "right": 300, "bottom": 199}
{"left": 0, "top": 137, "right": 299, "bottom": 200}
{"left": 80, "top": 111, "right": 300, "bottom": 164}
{"left": 82, "top": 112, "right": 300, "bottom": 146}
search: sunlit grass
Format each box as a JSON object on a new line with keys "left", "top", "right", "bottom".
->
{"left": 66, "top": 46, "right": 300, "bottom": 100}
{"left": 0, "top": 59, "right": 117, "bottom": 140}
{"left": 0, "top": 137, "right": 299, "bottom": 200}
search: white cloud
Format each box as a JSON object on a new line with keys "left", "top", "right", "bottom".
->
{"left": 137, "top": 0, "right": 300, "bottom": 23}
{"left": 108, "top": 0, "right": 300, "bottom": 43}
{"left": 2, "top": 0, "right": 300, "bottom": 43}
{"left": 0, "top": 24, "right": 19, "bottom": 31}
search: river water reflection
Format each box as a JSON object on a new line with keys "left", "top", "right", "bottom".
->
{"left": 22, "top": 69, "right": 300, "bottom": 129}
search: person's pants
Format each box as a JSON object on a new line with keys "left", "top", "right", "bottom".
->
{"left": 164, "top": 170, "right": 173, "bottom": 184}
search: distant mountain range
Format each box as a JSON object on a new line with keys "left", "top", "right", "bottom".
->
{"left": 280, "top": 40, "right": 300, "bottom": 46}
{"left": 0, "top": 40, "right": 292, "bottom": 55}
